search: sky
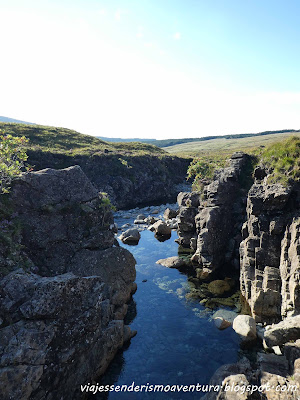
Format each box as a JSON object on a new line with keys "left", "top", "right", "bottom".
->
{"left": 1, "top": 0, "right": 300, "bottom": 139}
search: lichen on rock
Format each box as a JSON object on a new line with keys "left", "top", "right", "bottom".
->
{"left": 0, "top": 166, "right": 136, "bottom": 399}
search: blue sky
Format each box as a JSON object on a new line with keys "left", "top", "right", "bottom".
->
{"left": 1, "top": 0, "right": 300, "bottom": 138}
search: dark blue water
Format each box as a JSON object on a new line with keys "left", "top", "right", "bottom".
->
{"left": 92, "top": 213, "right": 241, "bottom": 400}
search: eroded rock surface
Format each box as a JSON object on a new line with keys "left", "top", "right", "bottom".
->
{"left": 177, "top": 153, "right": 251, "bottom": 279}
{"left": 240, "top": 181, "right": 300, "bottom": 323}
{"left": 0, "top": 166, "right": 136, "bottom": 400}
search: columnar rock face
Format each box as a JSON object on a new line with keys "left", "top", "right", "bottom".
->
{"left": 0, "top": 166, "right": 136, "bottom": 400}
{"left": 177, "top": 152, "right": 251, "bottom": 279}
{"left": 176, "top": 191, "right": 199, "bottom": 248}
{"left": 177, "top": 152, "right": 300, "bottom": 323}
{"left": 240, "top": 181, "right": 300, "bottom": 323}
{"left": 178, "top": 153, "right": 300, "bottom": 398}
{"left": 280, "top": 217, "right": 300, "bottom": 318}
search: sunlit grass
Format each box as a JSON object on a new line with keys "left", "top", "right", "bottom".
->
{"left": 0, "top": 123, "right": 166, "bottom": 157}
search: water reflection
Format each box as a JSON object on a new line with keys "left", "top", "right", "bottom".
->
{"left": 91, "top": 226, "right": 240, "bottom": 399}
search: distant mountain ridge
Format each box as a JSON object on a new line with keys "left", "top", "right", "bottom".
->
{"left": 0, "top": 116, "right": 35, "bottom": 125}
{"left": 99, "top": 129, "right": 300, "bottom": 148}
{"left": 98, "top": 136, "right": 154, "bottom": 143}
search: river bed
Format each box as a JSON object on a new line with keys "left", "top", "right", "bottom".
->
{"left": 93, "top": 204, "right": 241, "bottom": 399}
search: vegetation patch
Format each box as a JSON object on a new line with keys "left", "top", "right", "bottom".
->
{"left": 164, "top": 131, "right": 300, "bottom": 158}
{"left": 0, "top": 130, "right": 29, "bottom": 193}
{"left": 0, "top": 123, "right": 166, "bottom": 157}
{"left": 186, "top": 135, "right": 299, "bottom": 190}
{"left": 187, "top": 154, "right": 227, "bottom": 190}
{"left": 255, "top": 136, "right": 300, "bottom": 185}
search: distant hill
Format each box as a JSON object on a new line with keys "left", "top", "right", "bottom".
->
{"left": 97, "top": 136, "right": 155, "bottom": 143}
{"left": 98, "top": 129, "right": 300, "bottom": 148}
{"left": 149, "top": 129, "right": 300, "bottom": 148}
{"left": 0, "top": 122, "right": 166, "bottom": 156}
{"left": 0, "top": 116, "right": 35, "bottom": 125}
{"left": 163, "top": 130, "right": 300, "bottom": 157}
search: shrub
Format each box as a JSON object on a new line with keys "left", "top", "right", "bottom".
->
{"left": 256, "top": 136, "right": 300, "bottom": 185}
{"left": 0, "top": 130, "right": 29, "bottom": 193}
{"left": 99, "top": 192, "right": 116, "bottom": 212}
{"left": 187, "top": 155, "right": 226, "bottom": 190}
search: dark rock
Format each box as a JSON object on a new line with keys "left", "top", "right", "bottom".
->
{"left": 0, "top": 166, "right": 136, "bottom": 399}
{"left": 180, "top": 153, "right": 251, "bottom": 275}
{"left": 207, "top": 279, "right": 231, "bottom": 296}
{"left": 254, "top": 166, "right": 267, "bottom": 180}
{"left": 151, "top": 220, "right": 172, "bottom": 236}
{"left": 163, "top": 208, "right": 178, "bottom": 219}
{"left": 27, "top": 150, "right": 191, "bottom": 209}
{"left": 177, "top": 191, "right": 200, "bottom": 208}
{"left": 10, "top": 166, "right": 115, "bottom": 276}
{"left": 119, "top": 228, "right": 141, "bottom": 245}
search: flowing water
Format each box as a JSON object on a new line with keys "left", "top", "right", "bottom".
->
{"left": 92, "top": 205, "right": 241, "bottom": 399}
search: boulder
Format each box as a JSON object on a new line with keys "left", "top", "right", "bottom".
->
{"left": 232, "top": 315, "right": 257, "bottom": 341}
{"left": 219, "top": 374, "right": 251, "bottom": 399}
{"left": 212, "top": 309, "right": 238, "bottom": 324}
{"left": 151, "top": 220, "right": 171, "bottom": 236}
{"left": 163, "top": 208, "right": 178, "bottom": 220}
{"left": 0, "top": 269, "right": 134, "bottom": 400}
{"left": 119, "top": 228, "right": 141, "bottom": 245}
{"left": 177, "top": 192, "right": 200, "bottom": 208}
{"left": 10, "top": 166, "right": 115, "bottom": 277}
{"left": 202, "top": 358, "right": 252, "bottom": 400}
{"left": 213, "top": 318, "right": 231, "bottom": 330}
{"left": 166, "top": 218, "right": 178, "bottom": 230}
{"left": 0, "top": 166, "right": 137, "bottom": 399}
{"left": 144, "top": 215, "right": 158, "bottom": 225}
{"left": 134, "top": 219, "right": 145, "bottom": 224}
{"left": 263, "top": 315, "right": 300, "bottom": 348}
{"left": 207, "top": 279, "right": 231, "bottom": 296}
{"left": 156, "top": 256, "right": 186, "bottom": 269}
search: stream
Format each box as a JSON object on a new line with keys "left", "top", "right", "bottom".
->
{"left": 93, "top": 204, "right": 242, "bottom": 399}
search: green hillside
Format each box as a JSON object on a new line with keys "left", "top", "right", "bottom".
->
{"left": 163, "top": 130, "right": 300, "bottom": 157}
{"left": 0, "top": 123, "right": 166, "bottom": 157}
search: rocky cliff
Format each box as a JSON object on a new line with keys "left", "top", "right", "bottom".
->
{"left": 177, "top": 152, "right": 299, "bottom": 322}
{"left": 26, "top": 150, "right": 190, "bottom": 209}
{"left": 240, "top": 180, "right": 300, "bottom": 324}
{"left": 177, "top": 152, "right": 252, "bottom": 280}
{"left": 0, "top": 166, "right": 136, "bottom": 399}
{"left": 177, "top": 152, "right": 300, "bottom": 399}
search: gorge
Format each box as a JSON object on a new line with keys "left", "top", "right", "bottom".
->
{"left": 0, "top": 129, "right": 299, "bottom": 400}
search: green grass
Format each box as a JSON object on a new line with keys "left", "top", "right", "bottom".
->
{"left": 187, "top": 136, "right": 300, "bottom": 189}
{"left": 0, "top": 123, "right": 166, "bottom": 157}
{"left": 256, "top": 136, "right": 300, "bottom": 184}
{"left": 163, "top": 131, "right": 300, "bottom": 158}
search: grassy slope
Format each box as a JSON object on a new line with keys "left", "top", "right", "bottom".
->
{"left": 163, "top": 131, "right": 300, "bottom": 158}
{"left": 258, "top": 136, "right": 300, "bottom": 183}
{"left": 187, "top": 135, "right": 300, "bottom": 190}
{"left": 0, "top": 123, "right": 166, "bottom": 157}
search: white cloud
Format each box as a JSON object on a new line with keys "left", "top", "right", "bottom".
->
{"left": 97, "top": 9, "right": 107, "bottom": 16}
{"left": 115, "top": 9, "right": 121, "bottom": 21}
{"left": 144, "top": 42, "right": 153, "bottom": 47}
{"left": 114, "top": 8, "right": 126, "bottom": 21}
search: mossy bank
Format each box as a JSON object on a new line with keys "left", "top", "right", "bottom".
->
{"left": 0, "top": 123, "right": 191, "bottom": 209}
